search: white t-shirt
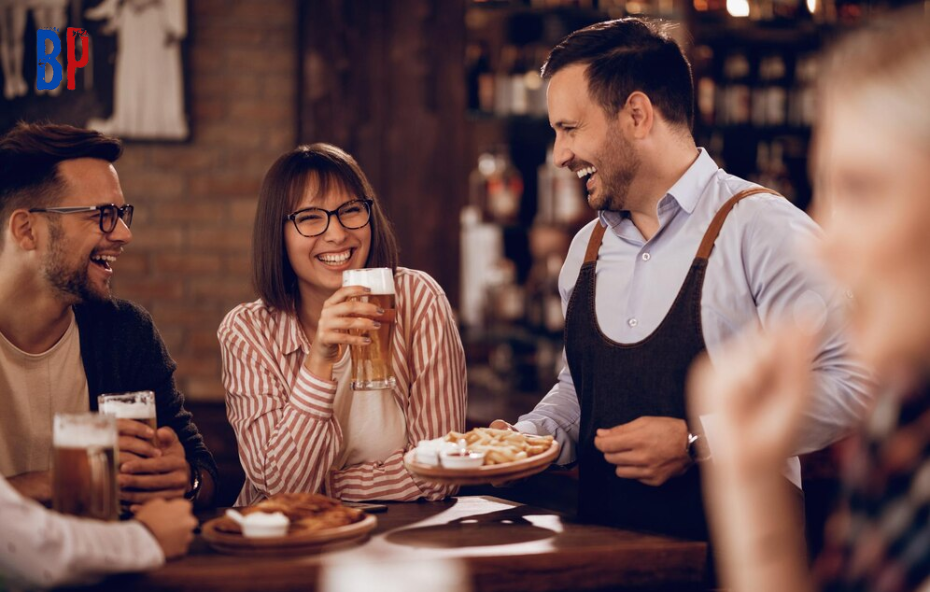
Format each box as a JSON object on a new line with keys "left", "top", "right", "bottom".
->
{"left": 330, "top": 348, "right": 407, "bottom": 470}
{"left": 0, "top": 313, "right": 89, "bottom": 477}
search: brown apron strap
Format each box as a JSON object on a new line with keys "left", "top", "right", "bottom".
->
{"left": 695, "top": 187, "right": 781, "bottom": 260}
{"left": 583, "top": 222, "right": 607, "bottom": 264}
{"left": 582, "top": 186, "right": 780, "bottom": 264}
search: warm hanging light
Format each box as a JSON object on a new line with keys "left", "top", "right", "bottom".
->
{"left": 807, "top": 0, "right": 817, "bottom": 13}
{"left": 727, "top": 0, "right": 751, "bottom": 16}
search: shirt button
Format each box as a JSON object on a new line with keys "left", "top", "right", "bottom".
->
{"left": 641, "top": 252, "right": 651, "bottom": 261}
{"left": 628, "top": 318, "right": 638, "bottom": 327}
{"left": 845, "top": 290, "right": 855, "bottom": 299}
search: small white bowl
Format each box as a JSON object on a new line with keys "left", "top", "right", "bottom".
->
{"left": 226, "top": 509, "right": 289, "bottom": 538}
{"left": 415, "top": 439, "right": 460, "bottom": 466}
{"left": 439, "top": 450, "right": 486, "bottom": 469}
{"left": 415, "top": 445, "right": 440, "bottom": 466}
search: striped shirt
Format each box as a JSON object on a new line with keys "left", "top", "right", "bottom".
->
{"left": 218, "top": 268, "right": 467, "bottom": 505}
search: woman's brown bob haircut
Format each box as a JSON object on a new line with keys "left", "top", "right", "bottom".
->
{"left": 252, "top": 143, "right": 399, "bottom": 313}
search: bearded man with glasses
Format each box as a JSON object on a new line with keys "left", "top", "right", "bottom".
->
{"left": 0, "top": 123, "right": 217, "bottom": 512}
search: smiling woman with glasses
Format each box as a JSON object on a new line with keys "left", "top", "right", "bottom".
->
{"left": 218, "top": 143, "right": 466, "bottom": 506}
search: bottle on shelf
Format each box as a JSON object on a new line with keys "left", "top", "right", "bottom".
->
{"left": 767, "top": 140, "right": 796, "bottom": 202}
{"left": 752, "top": 140, "right": 797, "bottom": 202}
{"left": 468, "top": 148, "right": 524, "bottom": 225}
{"left": 536, "top": 146, "right": 587, "bottom": 228}
{"left": 788, "top": 53, "right": 818, "bottom": 128}
{"left": 510, "top": 46, "right": 529, "bottom": 116}
{"left": 720, "top": 52, "right": 752, "bottom": 126}
{"left": 460, "top": 205, "right": 504, "bottom": 330}
{"left": 488, "top": 149, "right": 524, "bottom": 225}
{"left": 752, "top": 55, "right": 788, "bottom": 128}
{"left": 466, "top": 41, "right": 495, "bottom": 113}
{"left": 486, "top": 259, "right": 525, "bottom": 326}
{"left": 526, "top": 239, "right": 570, "bottom": 335}
{"left": 694, "top": 45, "right": 717, "bottom": 127}
{"left": 494, "top": 46, "right": 517, "bottom": 117}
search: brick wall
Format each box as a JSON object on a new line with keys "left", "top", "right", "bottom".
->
{"left": 112, "top": 0, "right": 299, "bottom": 402}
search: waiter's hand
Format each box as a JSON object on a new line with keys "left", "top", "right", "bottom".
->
{"left": 489, "top": 419, "right": 517, "bottom": 431}
{"left": 118, "top": 427, "right": 190, "bottom": 503}
{"left": 8, "top": 470, "right": 52, "bottom": 503}
{"left": 594, "top": 416, "right": 691, "bottom": 486}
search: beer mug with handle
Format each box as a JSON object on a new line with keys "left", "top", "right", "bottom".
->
{"left": 343, "top": 268, "right": 397, "bottom": 390}
{"left": 52, "top": 413, "right": 119, "bottom": 521}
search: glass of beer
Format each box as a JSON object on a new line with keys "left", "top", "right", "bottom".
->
{"left": 52, "top": 413, "right": 119, "bottom": 521}
{"left": 343, "top": 268, "right": 397, "bottom": 390}
{"left": 98, "top": 390, "right": 157, "bottom": 447}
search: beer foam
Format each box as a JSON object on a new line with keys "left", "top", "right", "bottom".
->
{"left": 54, "top": 421, "right": 116, "bottom": 448}
{"left": 342, "top": 268, "right": 395, "bottom": 295}
{"left": 99, "top": 401, "right": 155, "bottom": 420}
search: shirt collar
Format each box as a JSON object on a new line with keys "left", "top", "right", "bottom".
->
{"left": 596, "top": 148, "right": 718, "bottom": 228}
{"left": 664, "top": 148, "right": 718, "bottom": 215}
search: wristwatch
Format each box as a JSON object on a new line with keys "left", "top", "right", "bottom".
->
{"left": 687, "top": 432, "right": 712, "bottom": 463}
{"left": 184, "top": 464, "right": 202, "bottom": 501}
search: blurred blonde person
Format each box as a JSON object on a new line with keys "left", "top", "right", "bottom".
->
{"left": 689, "top": 8, "right": 930, "bottom": 592}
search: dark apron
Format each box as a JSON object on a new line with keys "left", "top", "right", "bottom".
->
{"left": 565, "top": 188, "right": 774, "bottom": 541}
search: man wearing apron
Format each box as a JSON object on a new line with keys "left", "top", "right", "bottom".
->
{"left": 493, "top": 19, "right": 872, "bottom": 541}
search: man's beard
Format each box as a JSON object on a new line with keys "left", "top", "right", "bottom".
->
{"left": 43, "top": 220, "right": 110, "bottom": 304}
{"left": 590, "top": 125, "right": 641, "bottom": 212}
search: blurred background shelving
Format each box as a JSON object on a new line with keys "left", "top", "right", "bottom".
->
{"left": 458, "top": 0, "right": 919, "bottom": 409}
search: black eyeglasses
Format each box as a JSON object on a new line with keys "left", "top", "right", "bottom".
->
{"left": 285, "top": 199, "right": 373, "bottom": 238}
{"left": 29, "top": 204, "right": 134, "bottom": 234}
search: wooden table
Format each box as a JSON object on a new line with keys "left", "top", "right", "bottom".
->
{"left": 80, "top": 496, "right": 708, "bottom": 592}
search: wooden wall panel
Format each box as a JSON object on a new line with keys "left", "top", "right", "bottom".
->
{"left": 300, "top": 0, "right": 467, "bottom": 306}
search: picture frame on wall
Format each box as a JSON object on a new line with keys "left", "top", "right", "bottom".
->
{"left": 0, "top": 0, "right": 190, "bottom": 142}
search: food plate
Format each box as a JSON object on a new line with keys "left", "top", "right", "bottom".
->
{"left": 404, "top": 439, "right": 560, "bottom": 486}
{"left": 201, "top": 512, "right": 377, "bottom": 556}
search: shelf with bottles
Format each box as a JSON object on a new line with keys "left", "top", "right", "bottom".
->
{"left": 466, "top": 0, "right": 695, "bottom": 121}
{"left": 460, "top": 143, "right": 588, "bottom": 342}
{"left": 690, "top": 30, "right": 821, "bottom": 208}
{"left": 687, "top": 0, "right": 904, "bottom": 29}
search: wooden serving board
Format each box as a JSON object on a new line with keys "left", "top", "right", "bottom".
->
{"left": 201, "top": 513, "right": 377, "bottom": 556}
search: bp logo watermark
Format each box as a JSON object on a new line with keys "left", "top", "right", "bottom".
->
{"left": 36, "top": 27, "right": 90, "bottom": 91}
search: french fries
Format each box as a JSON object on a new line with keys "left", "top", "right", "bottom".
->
{"left": 443, "top": 428, "right": 554, "bottom": 466}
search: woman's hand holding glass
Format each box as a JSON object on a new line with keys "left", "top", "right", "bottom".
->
{"left": 305, "top": 285, "right": 382, "bottom": 378}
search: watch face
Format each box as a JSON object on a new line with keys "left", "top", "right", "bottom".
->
{"left": 689, "top": 434, "right": 711, "bottom": 463}
{"left": 185, "top": 465, "right": 202, "bottom": 500}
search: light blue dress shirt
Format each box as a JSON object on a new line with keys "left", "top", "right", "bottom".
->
{"left": 515, "top": 149, "right": 872, "bottom": 486}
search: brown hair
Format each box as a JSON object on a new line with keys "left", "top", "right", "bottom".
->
{"left": 541, "top": 18, "right": 693, "bottom": 129}
{"left": 0, "top": 122, "right": 123, "bottom": 235}
{"left": 252, "top": 143, "right": 400, "bottom": 313}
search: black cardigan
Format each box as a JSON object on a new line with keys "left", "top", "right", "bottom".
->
{"left": 74, "top": 298, "right": 217, "bottom": 496}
